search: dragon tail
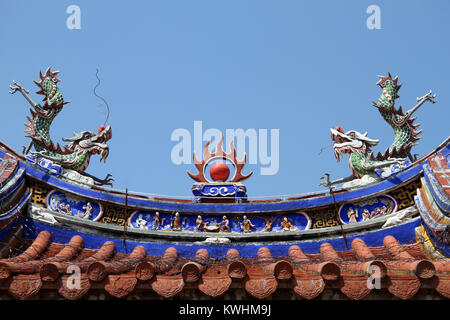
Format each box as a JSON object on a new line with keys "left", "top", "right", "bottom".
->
{"left": 372, "top": 73, "right": 423, "bottom": 161}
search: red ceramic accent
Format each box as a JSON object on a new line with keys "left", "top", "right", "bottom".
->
{"left": 336, "top": 126, "right": 344, "bottom": 133}
{"left": 209, "top": 162, "right": 230, "bottom": 182}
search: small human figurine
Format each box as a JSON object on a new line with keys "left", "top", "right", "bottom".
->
{"left": 79, "top": 202, "right": 93, "bottom": 219}
{"left": 240, "top": 216, "right": 255, "bottom": 233}
{"left": 372, "top": 207, "right": 383, "bottom": 218}
{"left": 51, "top": 198, "right": 58, "bottom": 211}
{"left": 263, "top": 217, "right": 276, "bottom": 232}
{"left": 58, "top": 203, "right": 72, "bottom": 216}
{"left": 194, "top": 215, "right": 207, "bottom": 232}
{"left": 380, "top": 206, "right": 387, "bottom": 216}
{"left": 219, "top": 216, "right": 230, "bottom": 232}
{"left": 136, "top": 213, "right": 148, "bottom": 230}
{"left": 347, "top": 208, "right": 358, "bottom": 223}
{"left": 171, "top": 212, "right": 182, "bottom": 231}
{"left": 362, "top": 209, "right": 371, "bottom": 221}
{"left": 280, "top": 217, "right": 295, "bottom": 231}
{"left": 152, "top": 212, "right": 162, "bottom": 230}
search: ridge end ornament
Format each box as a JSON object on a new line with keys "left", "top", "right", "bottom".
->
{"left": 320, "top": 73, "right": 437, "bottom": 189}
{"left": 9, "top": 67, "right": 114, "bottom": 186}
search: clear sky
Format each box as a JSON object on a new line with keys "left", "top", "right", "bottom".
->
{"left": 0, "top": 0, "right": 449, "bottom": 198}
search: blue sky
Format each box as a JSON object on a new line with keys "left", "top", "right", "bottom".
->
{"left": 0, "top": 1, "right": 449, "bottom": 198}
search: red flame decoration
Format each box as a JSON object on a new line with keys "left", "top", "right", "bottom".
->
{"left": 187, "top": 134, "right": 253, "bottom": 183}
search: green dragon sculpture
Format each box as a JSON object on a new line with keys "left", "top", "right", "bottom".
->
{"left": 320, "top": 73, "right": 436, "bottom": 188}
{"left": 9, "top": 67, "right": 114, "bottom": 186}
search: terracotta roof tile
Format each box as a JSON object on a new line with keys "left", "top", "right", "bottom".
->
{"left": 0, "top": 231, "right": 448, "bottom": 300}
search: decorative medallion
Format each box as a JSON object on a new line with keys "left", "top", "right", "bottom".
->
{"left": 46, "top": 190, "right": 104, "bottom": 221}
{"left": 338, "top": 194, "right": 397, "bottom": 224}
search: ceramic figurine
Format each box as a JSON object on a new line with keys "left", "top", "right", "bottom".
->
{"left": 219, "top": 216, "right": 230, "bottom": 232}
{"left": 79, "top": 202, "right": 93, "bottom": 219}
{"left": 347, "top": 208, "right": 358, "bottom": 224}
{"left": 136, "top": 213, "right": 148, "bottom": 230}
{"left": 362, "top": 209, "right": 371, "bottom": 221}
{"left": 240, "top": 216, "right": 255, "bottom": 233}
{"left": 58, "top": 203, "right": 72, "bottom": 216}
{"left": 194, "top": 215, "right": 208, "bottom": 232}
{"left": 152, "top": 212, "right": 163, "bottom": 230}
{"left": 171, "top": 212, "right": 183, "bottom": 231}
{"left": 280, "top": 217, "right": 295, "bottom": 231}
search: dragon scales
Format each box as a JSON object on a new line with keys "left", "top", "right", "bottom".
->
{"left": 320, "top": 73, "right": 436, "bottom": 188}
{"left": 9, "top": 67, "right": 114, "bottom": 186}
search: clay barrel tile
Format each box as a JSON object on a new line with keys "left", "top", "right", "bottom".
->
{"left": 135, "top": 261, "right": 155, "bottom": 281}
{"left": 8, "top": 231, "right": 51, "bottom": 263}
{"left": 431, "top": 261, "right": 450, "bottom": 299}
{"left": 288, "top": 246, "right": 327, "bottom": 299}
{"left": 383, "top": 236, "right": 435, "bottom": 279}
{"left": 48, "top": 235, "right": 84, "bottom": 262}
{"left": 289, "top": 245, "right": 340, "bottom": 281}
{"left": 87, "top": 245, "right": 146, "bottom": 282}
{"left": 40, "top": 241, "right": 116, "bottom": 281}
{"left": 226, "top": 249, "right": 246, "bottom": 280}
{"left": 80, "top": 241, "right": 116, "bottom": 270}
{"left": 39, "top": 235, "right": 84, "bottom": 281}
{"left": 320, "top": 243, "right": 342, "bottom": 261}
{"left": 158, "top": 247, "right": 178, "bottom": 273}
{"left": 58, "top": 240, "right": 117, "bottom": 276}
{"left": 39, "top": 262, "right": 63, "bottom": 282}
{"left": 352, "top": 238, "right": 376, "bottom": 260}
{"left": 181, "top": 249, "right": 209, "bottom": 283}
{"left": 257, "top": 247, "right": 293, "bottom": 280}
{"left": 0, "top": 231, "right": 52, "bottom": 279}
{"left": 244, "top": 250, "right": 278, "bottom": 299}
{"left": 1, "top": 233, "right": 83, "bottom": 280}
{"left": 349, "top": 239, "right": 387, "bottom": 278}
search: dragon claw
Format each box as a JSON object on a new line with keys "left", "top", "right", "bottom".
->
{"left": 94, "top": 173, "right": 115, "bottom": 187}
{"left": 9, "top": 81, "right": 29, "bottom": 95}
{"left": 417, "top": 90, "right": 437, "bottom": 104}
{"left": 319, "top": 173, "right": 331, "bottom": 187}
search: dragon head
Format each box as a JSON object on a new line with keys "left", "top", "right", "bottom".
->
{"left": 33, "top": 66, "right": 65, "bottom": 106}
{"left": 63, "top": 125, "right": 112, "bottom": 164}
{"left": 330, "top": 126, "right": 379, "bottom": 161}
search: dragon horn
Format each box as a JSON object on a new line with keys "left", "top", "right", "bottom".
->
{"left": 45, "top": 66, "right": 51, "bottom": 76}
{"left": 376, "top": 75, "right": 385, "bottom": 86}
